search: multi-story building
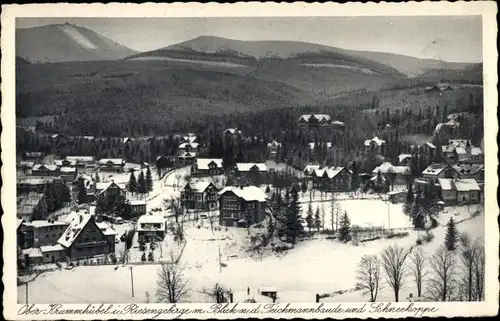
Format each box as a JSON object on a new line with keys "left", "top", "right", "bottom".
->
{"left": 58, "top": 214, "right": 116, "bottom": 260}
{"left": 218, "top": 186, "right": 267, "bottom": 227}
{"left": 136, "top": 215, "right": 167, "bottom": 241}
{"left": 421, "top": 163, "right": 460, "bottom": 183}
{"left": 191, "top": 158, "right": 224, "bottom": 176}
{"left": 31, "top": 164, "right": 59, "bottom": 177}
{"left": 298, "top": 114, "right": 332, "bottom": 127}
{"left": 364, "top": 136, "right": 386, "bottom": 154}
{"left": 128, "top": 200, "right": 147, "bottom": 216}
{"left": 19, "top": 220, "right": 70, "bottom": 249}
{"left": 98, "top": 158, "right": 125, "bottom": 172}
{"left": 372, "top": 162, "right": 411, "bottom": 187}
{"left": 438, "top": 178, "right": 481, "bottom": 205}
{"left": 181, "top": 179, "right": 219, "bottom": 211}
{"left": 311, "top": 167, "right": 352, "bottom": 191}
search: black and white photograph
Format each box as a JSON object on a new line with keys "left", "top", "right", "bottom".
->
{"left": 2, "top": 2, "right": 498, "bottom": 319}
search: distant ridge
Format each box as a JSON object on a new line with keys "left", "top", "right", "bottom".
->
{"left": 16, "top": 23, "right": 137, "bottom": 63}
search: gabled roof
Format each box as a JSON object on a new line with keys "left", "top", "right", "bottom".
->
{"left": 364, "top": 136, "right": 385, "bottom": 147}
{"left": 236, "top": 163, "right": 268, "bottom": 172}
{"left": 181, "top": 135, "right": 197, "bottom": 143}
{"left": 422, "top": 163, "right": 452, "bottom": 176}
{"left": 437, "top": 178, "right": 454, "bottom": 191}
{"left": 398, "top": 154, "right": 412, "bottom": 163}
{"left": 65, "top": 156, "right": 95, "bottom": 163}
{"left": 179, "top": 152, "right": 197, "bottom": 158}
{"left": 455, "top": 147, "right": 467, "bottom": 156}
{"left": 95, "top": 181, "right": 125, "bottom": 194}
{"left": 184, "top": 179, "right": 216, "bottom": 193}
{"left": 98, "top": 158, "right": 125, "bottom": 165}
{"left": 196, "top": 158, "right": 223, "bottom": 170}
{"left": 303, "top": 165, "right": 320, "bottom": 174}
{"left": 96, "top": 222, "right": 116, "bottom": 236}
{"left": 313, "top": 167, "right": 350, "bottom": 179}
{"left": 58, "top": 214, "right": 94, "bottom": 248}
{"left": 32, "top": 164, "right": 58, "bottom": 171}
{"left": 420, "top": 142, "right": 436, "bottom": 149}
{"left": 454, "top": 179, "right": 481, "bottom": 192}
{"left": 218, "top": 186, "right": 267, "bottom": 202}
{"left": 308, "top": 142, "right": 332, "bottom": 150}
{"left": 372, "top": 162, "right": 410, "bottom": 175}
{"left": 267, "top": 140, "right": 281, "bottom": 148}
{"left": 60, "top": 167, "right": 76, "bottom": 173}
{"left": 452, "top": 164, "right": 484, "bottom": 176}
{"left": 224, "top": 128, "right": 241, "bottom": 135}
{"left": 299, "top": 114, "right": 331, "bottom": 122}
{"left": 449, "top": 139, "right": 469, "bottom": 148}
{"left": 179, "top": 142, "right": 200, "bottom": 149}
{"left": 55, "top": 159, "right": 77, "bottom": 166}
{"left": 471, "top": 147, "right": 483, "bottom": 156}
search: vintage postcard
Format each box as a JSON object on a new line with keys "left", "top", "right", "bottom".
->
{"left": 2, "top": 2, "right": 498, "bottom": 319}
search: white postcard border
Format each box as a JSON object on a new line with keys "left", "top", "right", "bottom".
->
{"left": 2, "top": 2, "right": 498, "bottom": 319}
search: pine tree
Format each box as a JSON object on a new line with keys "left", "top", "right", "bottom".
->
{"left": 306, "top": 202, "right": 313, "bottom": 232}
{"left": 314, "top": 206, "right": 321, "bottom": 232}
{"left": 338, "top": 211, "right": 351, "bottom": 243}
{"left": 127, "top": 172, "right": 137, "bottom": 194}
{"left": 137, "top": 171, "right": 146, "bottom": 194}
{"left": 141, "top": 252, "right": 147, "bottom": 262}
{"left": 445, "top": 218, "right": 459, "bottom": 251}
{"left": 95, "top": 173, "right": 100, "bottom": 183}
{"left": 148, "top": 251, "right": 154, "bottom": 262}
{"left": 301, "top": 180, "right": 308, "bottom": 194}
{"left": 138, "top": 236, "right": 147, "bottom": 252}
{"left": 32, "top": 196, "right": 48, "bottom": 221}
{"left": 350, "top": 161, "right": 359, "bottom": 189}
{"left": 77, "top": 179, "right": 87, "bottom": 204}
{"left": 286, "top": 186, "right": 303, "bottom": 244}
{"left": 146, "top": 167, "right": 154, "bottom": 192}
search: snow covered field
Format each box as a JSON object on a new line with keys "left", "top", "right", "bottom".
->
{"left": 18, "top": 202, "right": 484, "bottom": 304}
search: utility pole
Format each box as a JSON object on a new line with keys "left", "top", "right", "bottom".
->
{"left": 387, "top": 201, "right": 391, "bottom": 229}
{"left": 25, "top": 281, "right": 28, "bottom": 304}
{"left": 218, "top": 243, "right": 222, "bottom": 274}
{"left": 129, "top": 266, "right": 135, "bottom": 297}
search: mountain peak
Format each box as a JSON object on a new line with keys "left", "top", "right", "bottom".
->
{"left": 16, "top": 23, "right": 137, "bottom": 63}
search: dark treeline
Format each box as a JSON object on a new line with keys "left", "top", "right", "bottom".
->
{"left": 19, "top": 92, "right": 483, "bottom": 172}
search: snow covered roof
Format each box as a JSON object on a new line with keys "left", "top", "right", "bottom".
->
{"left": 60, "top": 167, "right": 76, "bottom": 173}
{"left": 471, "top": 147, "right": 482, "bottom": 156}
{"left": 455, "top": 147, "right": 467, "bottom": 156}
{"left": 372, "top": 162, "right": 410, "bottom": 175}
{"left": 267, "top": 140, "right": 281, "bottom": 147}
{"left": 17, "top": 218, "right": 24, "bottom": 229}
{"left": 65, "top": 156, "right": 95, "bottom": 163}
{"left": 18, "top": 161, "right": 35, "bottom": 168}
{"left": 236, "top": 163, "right": 268, "bottom": 172}
{"left": 442, "top": 145, "right": 456, "bottom": 153}
{"left": 96, "top": 222, "right": 116, "bottom": 236}
{"left": 224, "top": 128, "right": 242, "bottom": 135}
{"left": 364, "top": 136, "right": 385, "bottom": 147}
{"left": 179, "top": 142, "right": 199, "bottom": 149}
{"left": 129, "top": 200, "right": 147, "bottom": 206}
{"left": 196, "top": 158, "right": 223, "bottom": 170}
{"left": 181, "top": 135, "right": 197, "bottom": 143}
{"left": 95, "top": 181, "right": 126, "bottom": 194}
{"left": 313, "top": 167, "right": 350, "bottom": 179}
{"left": 303, "top": 165, "right": 320, "bottom": 174}
{"left": 331, "top": 120, "right": 345, "bottom": 126}
{"left": 18, "top": 178, "right": 53, "bottom": 186}
{"left": 55, "top": 159, "right": 76, "bottom": 166}
{"left": 398, "top": 154, "right": 412, "bottom": 163}
{"left": 422, "top": 163, "right": 450, "bottom": 176}
{"left": 22, "top": 248, "right": 42, "bottom": 258}
{"left": 437, "top": 178, "right": 454, "bottom": 191}
{"left": 454, "top": 179, "right": 481, "bottom": 192}
{"left": 32, "top": 164, "right": 58, "bottom": 171}
{"left": 137, "top": 214, "right": 166, "bottom": 225}
{"left": 185, "top": 179, "right": 215, "bottom": 193}
{"left": 40, "top": 244, "right": 66, "bottom": 253}
{"left": 179, "top": 152, "right": 197, "bottom": 158}
{"left": 449, "top": 139, "right": 469, "bottom": 148}
{"left": 98, "top": 158, "right": 124, "bottom": 165}
{"left": 308, "top": 142, "right": 332, "bottom": 150}
{"left": 24, "top": 220, "right": 69, "bottom": 229}
{"left": 299, "top": 114, "right": 331, "bottom": 122}
{"left": 58, "top": 214, "right": 93, "bottom": 248}
{"left": 218, "top": 186, "right": 267, "bottom": 202}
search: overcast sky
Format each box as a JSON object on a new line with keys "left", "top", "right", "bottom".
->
{"left": 16, "top": 16, "right": 482, "bottom": 62}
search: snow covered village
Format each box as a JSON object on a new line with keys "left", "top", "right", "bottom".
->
{"left": 14, "top": 15, "right": 487, "bottom": 305}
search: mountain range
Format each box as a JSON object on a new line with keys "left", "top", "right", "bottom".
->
{"left": 16, "top": 24, "right": 480, "bottom": 78}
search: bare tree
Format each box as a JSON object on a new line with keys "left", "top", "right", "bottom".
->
{"left": 427, "top": 245, "right": 457, "bottom": 301}
{"left": 200, "top": 283, "right": 229, "bottom": 303}
{"left": 380, "top": 244, "right": 410, "bottom": 302}
{"left": 409, "top": 247, "right": 428, "bottom": 298}
{"left": 174, "top": 173, "right": 181, "bottom": 190}
{"left": 472, "top": 240, "right": 485, "bottom": 301}
{"left": 457, "top": 233, "right": 480, "bottom": 301}
{"left": 156, "top": 253, "right": 189, "bottom": 303}
{"left": 355, "top": 255, "right": 382, "bottom": 302}
{"left": 166, "top": 197, "right": 183, "bottom": 225}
